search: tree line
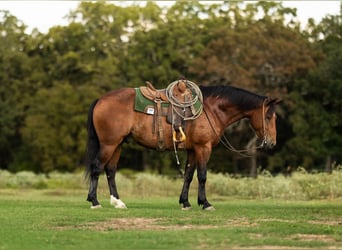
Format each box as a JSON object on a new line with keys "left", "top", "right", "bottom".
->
{"left": 0, "top": 1, "right": 341, "bottom": 175}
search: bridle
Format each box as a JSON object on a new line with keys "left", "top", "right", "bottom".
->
{"left": 259, "top": 98, "right": 267, "bottom": 148}
{"left": 204, "top": 98, "right": 268, "bottom": 157}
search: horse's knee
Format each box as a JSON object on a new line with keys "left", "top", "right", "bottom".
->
{"left": 184, "top": 171, "right": 194, "bottom": 183}
{"left": 197, "top": 168, "right": 207, "bottom": 183}
{"left": 184, "top": 163, "right": 195, "bottom": 180}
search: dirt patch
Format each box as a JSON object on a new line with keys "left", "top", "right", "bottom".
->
{"left": 56, "top": 217, "right": 260, "bottom": 231}
{"left": 232, "top": 246, "right": 311, "bottom": 250}
{"left": 308, "top": 220, "right": 342, "bottom": 226}
{"left": 226, "top": 217, "right": 258, "bottom": 227}
{"left": 258, "top": 218, "right": 342, "bottom": 226}
{"left": 56, "top": 217, "right": 220, "bottom": 231}
{"left": 232, "top": 246, "right": 311, "bottom": 249}
{"left": 292, "top": 234, "right": 336, "bottom": 242}
{"left": 257, "top": 218, "right": 297, "bottom": 223}
{"left": 55, "top": 217, "right": 342, "bottom": 233}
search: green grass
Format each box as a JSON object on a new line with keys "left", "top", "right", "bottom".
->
{"left": 0, "top": 189, "right": 341, "bottom": 249}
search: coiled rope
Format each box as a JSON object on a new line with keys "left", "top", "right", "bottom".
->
{"left": 165, "top": 80, "right": 203, "bottom": 167}
{"left": 165, "top": 80, "right": 203, "bottom": 120}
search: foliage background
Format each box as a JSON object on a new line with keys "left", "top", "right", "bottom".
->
{"left": 0, "top": 1, "right": 341, "bottom": 175}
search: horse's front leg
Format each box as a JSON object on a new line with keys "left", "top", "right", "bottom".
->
{"left": 179, "top": 152, "right": 196, "bottom": 210}
{"left": 179, "top": 151, "right": 196, "bottom": 210}
{"left": 105, "top": 147, "right": 127, "bottom": 209}
{"left": 196, "top": 146, "right": 215, "bottom": 210}
{"left": 197, "top": 166, "right": 214, "bottom": 210}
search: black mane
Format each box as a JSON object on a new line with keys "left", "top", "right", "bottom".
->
{"left": 199, "top": 85, "right": 266, "bottom": 111}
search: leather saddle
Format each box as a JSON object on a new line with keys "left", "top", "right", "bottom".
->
{"left": 139, "top": 81, "right": 192, "bottom": 149}
{"left": 139, "top": 81, "right": 168, "bottom": 102}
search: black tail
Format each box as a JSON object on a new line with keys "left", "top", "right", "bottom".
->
{"left": 85, "top": 99, "right": 99, "bottom": 182}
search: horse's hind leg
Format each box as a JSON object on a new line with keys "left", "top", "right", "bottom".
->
{"left": 87, "top": 144, "right": 116, "bottom": 208}
{"left": 87, "top": 157, "right": 102, "bottom": 208}
{"left": 105, "top": 146, "right": 127, "bottom": 209}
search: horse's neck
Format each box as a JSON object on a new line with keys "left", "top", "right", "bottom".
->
{"left": 221, "top": 106, "right": 248, "bottom": 127}
{"left": 205, "top": 100, "right": 248, "bottom": 134}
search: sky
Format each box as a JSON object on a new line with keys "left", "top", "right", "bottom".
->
{"left": 1, "top": 1, "right": 341, "bottom": 33}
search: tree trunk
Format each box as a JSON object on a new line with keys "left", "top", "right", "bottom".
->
{"left": 325, "top": 155, "right": 332, "bottom": 174}
{"left": 247, "top": 137, "right": 258, "bottom": 178}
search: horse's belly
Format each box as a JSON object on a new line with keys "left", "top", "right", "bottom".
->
{"left": 131, "top": 115, "right": 174, "bottom": 150}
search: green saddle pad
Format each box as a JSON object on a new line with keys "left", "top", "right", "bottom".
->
{"left": 134, "top": 87, "right": 202, "bottom": 116}
{"left": 134, "top": 88, "right": 169, "bottom": 114}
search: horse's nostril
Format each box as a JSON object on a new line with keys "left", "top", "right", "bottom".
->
{"left": 264, "top": 140, "right": 276, "bottom": 149}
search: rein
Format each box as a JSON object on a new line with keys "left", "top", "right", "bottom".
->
{"left": 204, "top": 99, "right": 267, "bottom": 158}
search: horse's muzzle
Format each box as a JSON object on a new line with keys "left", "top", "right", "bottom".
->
{"left": 264, "top": 139, "right": 276, "bottom": 149}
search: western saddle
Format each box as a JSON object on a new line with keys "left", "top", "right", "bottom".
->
{"left": 139, "top": 80, "right": 199, "bottom": 150}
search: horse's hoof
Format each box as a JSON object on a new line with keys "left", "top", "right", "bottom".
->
{"left": 110, "top": 195, "right": 127, "bottom": 209}
{"left": 90, "top": 204, "right": 102, "bottom": 209}
{"left": 115, "top": 203, "right": 127, "bottom": 209}
{"left": 204, "top": 206, "right": 215, "bottom": 211}
{"left": 181, "top": 206, "right": 192, "bottom": 211}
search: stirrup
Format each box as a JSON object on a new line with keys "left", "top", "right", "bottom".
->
{"left": 173, "top": 126, "right": 186, "bottom": 143}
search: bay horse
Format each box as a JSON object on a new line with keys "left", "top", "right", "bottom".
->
{"left": 85, "top": 84, "right": 281, "bottom": 210}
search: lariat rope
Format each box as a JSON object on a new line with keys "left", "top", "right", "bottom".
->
{"left": 165, "top": 80, "right": 203, "bottom": 166}
{"left": 166, "top": 80, "right": 203, "bottom": 120}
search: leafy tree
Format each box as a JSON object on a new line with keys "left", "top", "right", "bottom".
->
{"left": 188, "top": 1, "right": 322, "bottom": 174}
{"left": 271, "top": 10, "right": 342, "bottom": 172}
{"left": 1, "top": 1, "right": 340, "bottom": 175}
{"left": 12, "top": 2, "right": 141, "bottom": 172}
{"left": 17, "top": 83, "right": 99, "bottom": 172}
{"left": 0, "top": 11, "right": 34, "bottom": 169}
{"left": 123, "top": 1, "right": 207, "bottom": 87}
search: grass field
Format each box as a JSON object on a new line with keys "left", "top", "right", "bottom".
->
{"left": 0, "top": 187, "right": 341, "bottom": 249}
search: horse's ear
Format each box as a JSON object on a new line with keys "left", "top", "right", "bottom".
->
{"left": 265, "top": 97, "right": 282, "bottom": 106}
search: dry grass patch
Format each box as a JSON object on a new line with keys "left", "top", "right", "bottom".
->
{"left": 308, "top": 220, "right": 342, "bottom": 226}
{"left": 57, "top": 217, "right": 220, "bottom": 231}
{"left": 291, "top": 234, "right": 336, "bottom": 242}
{"left": 56, "top": 217, "right": 261, "bottom": 231}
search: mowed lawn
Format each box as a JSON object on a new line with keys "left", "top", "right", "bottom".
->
{"left": 0, "top": 189, "right": 341, "bottom": 250}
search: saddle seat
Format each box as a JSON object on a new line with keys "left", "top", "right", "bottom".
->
{"left": 139, "top": 82, "right": 168, "bottom": 102}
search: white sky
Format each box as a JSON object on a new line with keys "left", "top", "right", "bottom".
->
{"left": 0, "top": 1, "right": 340, "bottom": 33}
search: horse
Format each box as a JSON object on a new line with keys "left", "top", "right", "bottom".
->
{"left": 85, "top": 83, "right": 281, "bottom": 210}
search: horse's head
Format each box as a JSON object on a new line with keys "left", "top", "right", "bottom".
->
{"left": 250, "top": 97, "right": 282, "bottom": 149}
